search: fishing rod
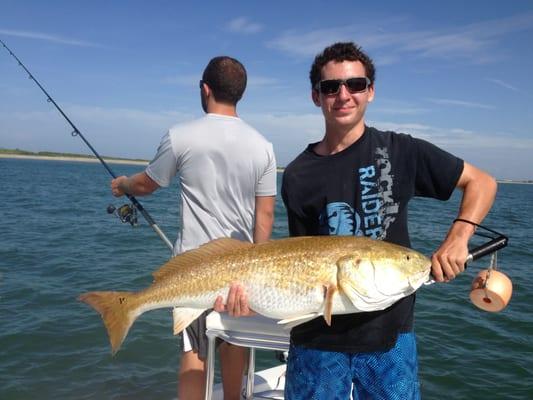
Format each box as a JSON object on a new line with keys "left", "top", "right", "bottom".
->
{"left": 1, "top": 38, "right": 174, "bottom": 252}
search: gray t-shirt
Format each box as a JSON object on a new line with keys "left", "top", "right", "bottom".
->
{"left": 146, "top": 113, "right": 277, "bottom": 255}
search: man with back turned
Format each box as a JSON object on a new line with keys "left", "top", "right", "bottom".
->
{"left": 111, "top": 56, "right": 277, "bottom": 400}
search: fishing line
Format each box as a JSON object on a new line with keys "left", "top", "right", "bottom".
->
{"left": 1, "top": 38, "right": 174, "bottom": 252}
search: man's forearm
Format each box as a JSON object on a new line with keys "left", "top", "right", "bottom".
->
{"left": 253, "top": 195, "right": 275, "bottom": 243}
{"left": 254, "top": 215, "right": 274, "bottom": 243}
{"left": 114, "top": 172, "right": 160, "bottom": 197}
{"left": 430, "top": 163, "right": 497, "bottom": 281}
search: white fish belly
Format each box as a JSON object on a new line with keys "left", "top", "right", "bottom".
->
{"left": 242, "top": 282, "right": 325, "bottom": 319}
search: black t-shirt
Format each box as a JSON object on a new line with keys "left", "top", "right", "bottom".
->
{"left": 281, "top": 126, "right": 464, "bottom": 353}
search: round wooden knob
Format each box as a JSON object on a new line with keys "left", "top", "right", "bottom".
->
{"left": 470, "top": 269, "right": 513, "bottom": 312}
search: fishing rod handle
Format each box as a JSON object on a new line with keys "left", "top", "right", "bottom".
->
{"left": 466, "top": 236, "right": 508, "bottom": 263}
{"left": 152, "top": 224, "right": 175, "bottom": 252}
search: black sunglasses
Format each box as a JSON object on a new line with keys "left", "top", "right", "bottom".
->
{"left": 315, "top": 77, "right": 371, "bottom": 95}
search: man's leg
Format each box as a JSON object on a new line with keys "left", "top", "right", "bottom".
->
{"left": 177, "top": 312, "right": 209, "bottom": 400}
{"left": 178, "top": 350, "right": 206, "bottom": 400}
{"left": 219, "top": 342, "right": 248, "bottom": 400}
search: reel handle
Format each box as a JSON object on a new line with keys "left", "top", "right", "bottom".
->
{"left": 466, "top": 235, "right": 508, "bottom": 263}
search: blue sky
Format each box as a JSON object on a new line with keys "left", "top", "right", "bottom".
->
{"left": 1, "top": 0, "right": 532, "bottom": 180}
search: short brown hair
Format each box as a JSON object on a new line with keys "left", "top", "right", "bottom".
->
{"left": 309, "top": 42, "right": 376, "bottom": 88}
{"left": 202, "top": 56, "right": 247, "bottom": 104}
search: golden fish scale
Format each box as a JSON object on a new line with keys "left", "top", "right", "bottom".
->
{"left": 135, "top": 239, "right": 333, "bottom": 304}
{"left": 131, "top": 236, "right": 426, "bottom": 306}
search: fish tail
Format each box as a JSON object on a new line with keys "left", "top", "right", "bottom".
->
{"left": 78, "top": 291, "right": 138, "bottom": 355}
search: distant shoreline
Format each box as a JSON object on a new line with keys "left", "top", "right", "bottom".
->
{"left": 496, "top": 180, "right": 533, "bottom": 185}
{"left": 1, "top": 153, "right": 530, "bottom": 182}
{"left": 0, "top": 152, "right": 287, "bottom": 172}
{"left": 0, "top": 153, "right": 149, "bottom": 166}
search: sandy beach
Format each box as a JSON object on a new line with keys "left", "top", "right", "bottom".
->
{"left": 0, "top": 153, "right": 149, "bottom": 166}
{"left": 1, "top": 153, "right": 287, "bottom": 172}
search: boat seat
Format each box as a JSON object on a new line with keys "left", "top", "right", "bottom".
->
{"left": 204, "top": 311, "right": 290, "bottom": 400}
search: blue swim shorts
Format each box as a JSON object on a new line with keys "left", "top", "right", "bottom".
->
{"left": 285, "top": 332, "right": 420, "bottom": 400}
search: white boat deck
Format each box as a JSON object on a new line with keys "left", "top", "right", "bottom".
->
{"left": 211, "top": 365, "right": 286, "bottom": 400}
{"left": 205, "top": 312, "right": 290, "bottom": 400}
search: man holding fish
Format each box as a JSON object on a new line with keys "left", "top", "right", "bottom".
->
{"left": 219, "top": 42, "right": 497, "bottom": 399}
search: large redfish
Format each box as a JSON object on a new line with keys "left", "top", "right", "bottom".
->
{"left": 79, "top": 236, "right": 431, "bottom": 354}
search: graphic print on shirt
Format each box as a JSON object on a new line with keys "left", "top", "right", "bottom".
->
{"left": 359, "top": 146, "right": 399, "bottom": 239}
{"left": 319, "top": 147, "right": 399, "bottom": 239}
{"left": 318, "top": 202, "right": 363, "bottom": 236}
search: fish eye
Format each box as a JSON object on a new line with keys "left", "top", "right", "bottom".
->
{"left": 406, "top": 255, "right": 410, "bottom": 261}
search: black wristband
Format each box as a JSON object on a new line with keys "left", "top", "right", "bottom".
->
{"left": 453, "top": 218, "right": 479, "bottom": 228}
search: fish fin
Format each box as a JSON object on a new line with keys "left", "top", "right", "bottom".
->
{"left": 277, "top": 313, "right": 319, "bottom": 330}
{"left": 172, "top": 307, "right": 206, "bottom": 335}
{"left": 78, "top": 291, "right": 137, "bottom": 356}
{"left": 337, "top": 256, "right": 374, "bottom": 304}
{"left": 153, "top": 238, "right": 253, "bottom": 282}
{"left": 323, "top": 284, "right": 337, "bottom": 326}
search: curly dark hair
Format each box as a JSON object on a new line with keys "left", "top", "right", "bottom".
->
{"left": 309, "top": 42, "right": 375, "bottom": 89}
{"left": 202, "top": 56, "right": 247, "bottom": 105}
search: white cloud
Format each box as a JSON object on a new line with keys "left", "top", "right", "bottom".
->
{"left": 246, "top": 110, "right": 533, "bottom": 167}
{"left": 0, "top": 105, "right": 195, "bottom": 159}
{"left": 486, "top": 78, "right": 520, "bottom": 93}
{"left": 243, "top": 110, "right": 533, "bottom": 178}
{"left": 247, "top": 76, "right": 280, "bottom": 87}
{"left": 369, "top": 119, "right": 533, "bottom": 150}
{"left": 0, "top": 28, "right": 102, "bottom": 47}
{"left": 366, "top": 120, "right": 533, "bottom": 179}
{"left": 266, "top": 27, "right": 355, "bottom": 57}
{"left": 2, "top": 105, "right": 532, "bottom": 178}
{"left": 372, "top": 99, "right": 430, "bottom": 115}
{"left": 226, "top": 17, "right": 263, "bottom": 34}
{"left": 163, "top": 74, "right": 200, "bottom": 86}
{"left": 267, "top": 12, "right": 533, "bottom": 64}
{"left": 246, "top": 112, "right": 323, "bottom": 140}
{"left": 242, "top": 112, "right": 323, "bottom": 165}
{"left": 426, "top": 98, "right": 495, "bottom": 110}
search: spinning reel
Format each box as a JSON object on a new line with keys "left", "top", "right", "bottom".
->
{"left": 107, "top": 203, "right": 138, "bottom": 226}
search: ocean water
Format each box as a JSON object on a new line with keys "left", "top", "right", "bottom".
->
{"left": 0, "top": 157, "right": 532, "bottom": 400}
